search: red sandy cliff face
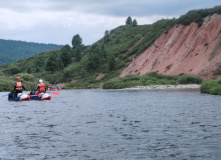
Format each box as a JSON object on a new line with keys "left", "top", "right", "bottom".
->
{"left": 120, "top": 14, "right": 221, "bottom": 79}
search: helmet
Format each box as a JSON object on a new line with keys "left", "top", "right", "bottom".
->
{"left": 17, "top": 77, "right": 20, "bottom": 81}
{"left": 39, "top": 79, "right": 43, "bottom": 83}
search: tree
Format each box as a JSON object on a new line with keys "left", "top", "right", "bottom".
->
{"left": 126, "top": 16, "right": 132, "bottom": 25}
{"left": 86, "top": 44, "right": 102, "bottom": 71}
{"left": 75, "top": 46, "right": 82, "bottom": 62}
{"left": 27, "top": 67, "right": 32, "bottom": 74}
{"left": 101, "top": 43, "right": 107, "bottom": 59}
{"left": 45, "top": 54, "right": 57, "bottom": 72}
{"left": 108, "top": 54, "right": 116, "bottom": 71}
{"left": 35, "top": 58, "right": 44, "bottom": 67}
{"left": 9, "top": 66, "right": 21, "bottom": 75}
{"left": 35, "top": 66, "right": 40, "bottom": 73}
{"left": 61, "top": 44, "right": 71, "bottom": 53}
{"left": 87, "top": 52, "right": 101, "bottom": 71}
{"left": 63, "top": 69, "right": 72, "bottom": 82}
{"left": 80, "top": 68, "right": 87, "bottom": 77}
{"left": 61, "top": 45, "right": 72, "bottom": 67}
{"left": 45, "top": 53, "right": 64, "bottom": 73}
{"left": 132, "top": 19, "right": 138, "bottom": 26}
{"left": 72, "top": 34, "right": 82, "bottom": 48}
{"left": 104, "top": 30, "right": 110, "bottom": 43}
{"left": 104, "top": 30, "right": 109, "bottom": 37}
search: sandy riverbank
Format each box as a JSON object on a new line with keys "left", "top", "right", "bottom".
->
{"left": 125, "top": 84, "right": 201, "bottom": 90}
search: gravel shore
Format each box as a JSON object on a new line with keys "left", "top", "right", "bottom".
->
{"left": 125, "top": 84, "right": 201, "bottom": 90}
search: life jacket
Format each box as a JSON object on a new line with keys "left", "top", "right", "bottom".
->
{"left": 16, "top": 82, "right": 22, "bottom": 90}
{"left": 39, "top": 83, "right": 45, "bottom": 92}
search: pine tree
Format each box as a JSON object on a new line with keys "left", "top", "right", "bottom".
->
{"left": 104, "top": 30, "right": 110, "bottom": 43}
{"left": 72, "top": 34, "right": 82, "bottom": 48}
{"left": 126, "top": 16, "right": 132, "bottom": 25}
{"left": 132, "top": 19, "right": 138, "bottom": 26}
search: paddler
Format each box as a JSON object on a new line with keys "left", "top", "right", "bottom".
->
{"left": 56, "top": 84, "right": 60, "bottom": 90}
{"left": 49, "top": 84, "right": 53, "bottom": 90}
{"left": 14, "top": 77, "right": 27, "bottom": 97}
{"left": 35, "top": 79, "right": 46, "bottom": 93}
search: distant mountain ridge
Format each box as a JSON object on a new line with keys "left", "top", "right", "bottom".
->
{"left": 0, "top": 39, "right": 63, "bottom": 65}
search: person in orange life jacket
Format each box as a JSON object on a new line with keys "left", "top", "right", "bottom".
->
{"left": 35, "top": 79, "right": 46, "bottom": 93}
{"left": 14, "top": 77, "right": 26, "bottom": 96}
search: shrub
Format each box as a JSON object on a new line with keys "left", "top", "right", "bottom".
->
{"left": 103, "top": 78, "right": 126, "bottom": 89}
{"left": 103, "top": 72, "right": 180, "bottom": 89}
{"left": 3, "top": 66, "right": 21, "bottom": 75}
{"left": 146, "top": 71, "right": 159, "bottom": 77}
{"left": 123, "top": 75, "right": 140, "bottom": 81}
{"left": 200, "top": 80, "right": 212, "bottom": 93}
{"left": 62, "top": 69, "right": 72, "bottom": 82}
{"left": 177, "top": 75, "right": 202, "bottom": 84}
{"left": 200, "top": 80, "right": 221, "bottom": 95}
{"left": 22, "top": 81, "right": 38, "bottom": 91}
{"left": 0, "top": 77, "right": 14, "bottom": 91}
{"left": 210, "top": 86, "right": 221, "bottom": 95}
{"left": 20, "top": 73, "right": 35, "bottom": 82}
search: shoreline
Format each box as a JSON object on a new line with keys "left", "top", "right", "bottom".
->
{"left": 125, "top": 84, "right": 201, "bottom": 90}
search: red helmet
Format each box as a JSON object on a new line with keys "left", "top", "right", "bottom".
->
{"left": 17, "top": 77, "right": 20, "bottom": 81}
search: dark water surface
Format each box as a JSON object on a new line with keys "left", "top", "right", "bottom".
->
{"left": 0, "top": 89, "right": 221, "bottom": 160}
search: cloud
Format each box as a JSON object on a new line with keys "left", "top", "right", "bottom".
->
{"left": 0, "top": 0, "right": 220, "bottom": 45}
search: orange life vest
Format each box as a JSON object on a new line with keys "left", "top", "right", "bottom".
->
{"left": 16, "top": 82, "right": 22, "bottom": 90}
{"left": 39, "top": 83, "right": 45, "bottom": 92}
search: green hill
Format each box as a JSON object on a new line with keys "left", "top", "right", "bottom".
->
{"left": 0, "top": 39, "right": 63, "bottom": 65}
{"left": 0, "top": 5, "right": 220, "bottom": 91}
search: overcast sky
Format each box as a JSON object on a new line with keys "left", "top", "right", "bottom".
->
{"left": 0, "top": 0, "right": 220, "bottom": 46}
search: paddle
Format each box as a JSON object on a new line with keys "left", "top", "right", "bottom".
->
{"left": 51, "top": 92, "right": 59, "bottom": 95}
{"left": 2, "top": 91, "right": 13, "bottom": 97}
{"left": 27, "top": 90, "right": 60, "bottom": 95}
{"left": 47, "top": 92, "right": 59, "bottom": 95}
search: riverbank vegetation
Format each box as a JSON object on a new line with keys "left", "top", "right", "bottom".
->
{"left": 103, "top": 72, "right": 202, "bottom": 89}
{"left": 200, "top": 79, "right": 221, "bottom": 95}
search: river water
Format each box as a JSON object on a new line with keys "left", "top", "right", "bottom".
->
{"left": 0, "top": 89, "right": 221, "bottom": 160}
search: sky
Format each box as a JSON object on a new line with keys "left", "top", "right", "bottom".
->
{"left": 0, "top": 0, "right": 220, "bottom": 46}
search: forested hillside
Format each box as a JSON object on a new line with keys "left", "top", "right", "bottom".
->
{"left": 0, "top": 5, "right": 221, "bottom": 91}
{"left": 0, "top": 39, "right": 63, "bottom": 64}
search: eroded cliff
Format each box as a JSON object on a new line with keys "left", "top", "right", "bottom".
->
{"left": 120, "top": 14, "right": 221, "bottom": 79}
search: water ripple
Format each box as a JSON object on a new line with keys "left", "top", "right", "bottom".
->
{"left": 0, "top": 89, "right": 221, "bottom": 159}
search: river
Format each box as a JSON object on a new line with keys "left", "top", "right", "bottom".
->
{"left": 0, "top": 89, "right": 221, "bottom": 160}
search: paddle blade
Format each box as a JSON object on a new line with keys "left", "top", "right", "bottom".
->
{"left": 51, "top": 92, "right": 59, "bottom": 95}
